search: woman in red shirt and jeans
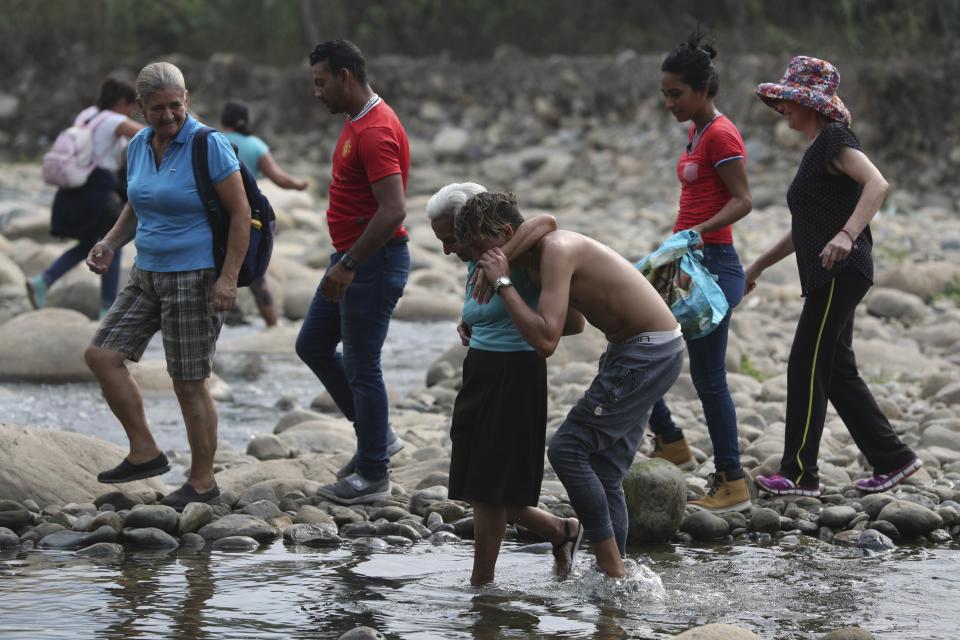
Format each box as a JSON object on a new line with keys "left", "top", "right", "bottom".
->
{"left": 649, "top": 32, "right": 754, "bottom": 512}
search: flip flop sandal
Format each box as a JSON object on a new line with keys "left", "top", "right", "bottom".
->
{"left": 552, "top": 519, "right": 584, "bottom": 578}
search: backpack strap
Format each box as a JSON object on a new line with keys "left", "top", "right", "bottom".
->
{"left": 191, "top": 127, "right": 226, "bottom": 273}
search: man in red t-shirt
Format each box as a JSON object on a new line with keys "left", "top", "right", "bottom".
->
{"left": 297, "top": 40, "right": 411, "bottom": 505}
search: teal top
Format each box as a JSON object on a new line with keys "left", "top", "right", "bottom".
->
{"left": 462, "top": 262, "right": 540, "bottom": 352}
{"left": 223, "top": 131, "right": 269, "bottom": 178}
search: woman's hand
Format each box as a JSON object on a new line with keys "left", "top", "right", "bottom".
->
{"left": 457, "top": 319, "right": 472, "bottom": 346}
{"left": 744, "top": 262, "right": 763, "bottom": 296}
{"left": 470, "top": 268, "right": 495, "bottom": 304}
{"left": 477, "top": 248, "right": 510, "bottom": 294}
{"left": 86, "top": 241, "right": 115, "bottom": 275}
{"left": 210, "top": 275, "right": 238, "bottom": 311}
{"left": 820, "top": 231, "right": 854, "bottom": 270}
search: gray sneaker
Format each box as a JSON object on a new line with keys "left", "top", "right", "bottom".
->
{"left": 336, "top": 430, "right": 406, "bottom": 480}
{"left": 316, "top": 472, "right": 391, "bottom": 505}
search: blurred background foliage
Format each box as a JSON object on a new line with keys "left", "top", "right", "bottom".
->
{"left": 1, "top": 0, "right": 956, "bottom": 69}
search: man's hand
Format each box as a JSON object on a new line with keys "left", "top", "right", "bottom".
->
{"left": 210, "top": 275, "right": 238, "bottom": 311}
{"left": 320, "top": 261, "right": 356, "bottom": 303}
{"left": 86, "top": 241, "right": 115, "bottom": 275}
{"left": 477, "top": 248, "right": 510, "bottom": 292}
{"left": 457, "top": 319, "right": 472, "bottom": 346}
{"left": 470, "top": 268, "right": 495, "bottom": 304}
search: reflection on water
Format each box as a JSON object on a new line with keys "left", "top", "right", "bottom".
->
{"left": 0, "top": 540, "right": 956, "bottom": 639}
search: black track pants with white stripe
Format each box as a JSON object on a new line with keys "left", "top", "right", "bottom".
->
{"left": 779, "top": 267, "right": 915, "bottom": 486}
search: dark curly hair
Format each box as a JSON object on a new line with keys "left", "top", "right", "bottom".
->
{"left": 661, "top": 29, "right": 719, "bottom": 97}
{"left": 455, "top": 192, "right": 525, "bottom": 247}
{"left": 308, "top": 39, "right": 368, "bottom": 84}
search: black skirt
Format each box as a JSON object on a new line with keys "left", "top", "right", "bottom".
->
{"left": 448, "top": 348, "right": 548, "bottom": 506}
{"left": 50, "top": 167, "right": 122, "bottom": 240}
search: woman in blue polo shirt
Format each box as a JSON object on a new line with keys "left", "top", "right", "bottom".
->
{"left": 83, "top": 61, "right": 251, "bottom": 511}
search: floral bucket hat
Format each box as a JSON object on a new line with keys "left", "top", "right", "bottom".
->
{"left": 755, "top": 56, "right": 852, "bottom": 126}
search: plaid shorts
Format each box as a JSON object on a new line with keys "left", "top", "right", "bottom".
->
{"left": 92, "top": 266, "right": 225, "bottom": 380}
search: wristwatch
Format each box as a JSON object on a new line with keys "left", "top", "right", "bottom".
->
{"left": 340, "top": 254, "right": 359, "bottom": 271}
{"left": 493, "top": 275, "right": 513, "bottom": 294}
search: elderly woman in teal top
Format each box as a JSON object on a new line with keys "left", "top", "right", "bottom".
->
{"left": 428, "top": 183, "right": 585, "bottom": 586}
{"left": 84, "top": 61, "right": 252, "bottom": 511}
{"left": 220, "top": 100, "right": 309, "bottom": 327}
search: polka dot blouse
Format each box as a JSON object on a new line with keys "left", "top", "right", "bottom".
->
{"left": 786, "top": 122, "right": 874, "bottom": 296}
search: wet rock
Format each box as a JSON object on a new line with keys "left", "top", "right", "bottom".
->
{"left": 409, "top": 486, "right": 449, "bottom": 516}
{"left": 350, "top": 537, "right": 389, "bottom": 552}
{"left": 374, "top": 522, "right": 422, "bottom": 541}
{"left": 94, "top": 491, "right": 147, "bottom": 511}
{"left": 237, "top": 500, "right": 282, "bottom": 520}
{"left": 246, "top": 433, "right": 288, "bottom": 461}
{"left": 39, "top": 525, "right": 117, "bottom": 549}
{"left": 0, "top": 527, "right": 19, "bottom": 548}
{"left": 370, "top": 506, "right": 412, "bottom": 522}
{"left": 329, "top": 506, "right": 366, "bottom": 528}
{"left": 877, "top": 501, "right": 943, "bottom": 537}
{"left": 292, "top": 505, "right": 334, "bottom": 526}
{"left": 822, "top": 626, "right": 877, "bottom": 639}
{"left": 338, "top": 626, "right": 386, "bottom": 640}
{"left": 424, "top": 500, "right": 465, "bottom": 523}
{"left": 91, "top": 511, "right": 123, "bottom": 531}
{"left": 936, "top": 506, "right": 960, "bottom": 527}
{"left": 789, "top": 518, "right": 819, "bottom": 535}
{"left": 855, "top": 529, "right": 895, "bottom": 551}
{"left": 283, "top": 523, "right": 342, "bottom": 546}
{"left": 428, "top": 531, "right": 460, "bottom": 545}
{"left": 0, "top": 501, "right": 32, "bottom": 531}
{"left": 819, "top": 505, "right": 857, "bottom": 529}
{"left": 72, "top": 514, "right": 96, "bottom": 532}
{"left": 452, "top": 516, "right": 475, "bottom": 539}
{"left": 866, "top": 520, "right": 901, "bottom": 541}
{"left": 31, "top": 522, "right": 65, "bottom": 541}
{"left": 680, "top": 511, "right": 730, "bottom": 541}
{"left": 674, "top": 623, "right": 760, "bottom": 639}
{"left": 861, "top": 494, "right": 896, "bottom": 520}
{"left": 211, "top": 536, "right": 260, "bottom": 552}
{"left": 749, "top": 507, "right": 782, "bottom": 534}
{"left": 340, "top": 522, "right": 378, "bottom": 539}
{"left": 179, "top": 532, "right": 206, "bottom": 549}
{"left": 120, "top": 527, "right": 180, "bottom": 549}
{"left": 927, "top": 528, "right": 953, "bottom": 543}
{"left": 197, "top": 514, "right": 278, "bottom": 542}
{"left": 623, "top": 459, "right": 687, "bottom": 543}
{"left": 76, "top": 542, "right": 124, "bottom": 558}
{"left": 178, "top": 502, "right": 215, "bottom": 535}
{"left": 124, "top": 505, "right": 180, "bottom": 534}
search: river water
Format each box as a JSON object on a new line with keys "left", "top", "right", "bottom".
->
{"left": 1, "top": 316, "right": 957, "bottom": 638}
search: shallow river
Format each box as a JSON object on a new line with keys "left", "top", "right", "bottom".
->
{"left": 1, "top": 320, "right": 957, "bottom": 639}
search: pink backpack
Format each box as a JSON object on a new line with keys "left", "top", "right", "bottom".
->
{"left": 41, "top": 109, "right": 114, "bottom": 189}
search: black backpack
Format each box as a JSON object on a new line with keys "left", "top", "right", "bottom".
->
{"left": 191, "top": 127, "right": 275, "bottom": 287}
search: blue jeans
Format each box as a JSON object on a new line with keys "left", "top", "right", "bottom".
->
{"left": 649, "top": 243, "right": 745, "bottom": 473}
{"left": 44, "top": 237, "right": 122, "bottom": 309}
{"left": 295, "top": 242, "right": 409, "bottom": 481}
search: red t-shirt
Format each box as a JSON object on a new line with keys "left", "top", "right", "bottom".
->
{"left": 673, "top": 114, "right": 746, "bottom": 245}
{"left": 327, "top": 99, "right": 409, "bottom": 252}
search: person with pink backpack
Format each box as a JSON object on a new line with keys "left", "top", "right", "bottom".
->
{"left": 28, "top": 78, "right": 143, "bottom": 318}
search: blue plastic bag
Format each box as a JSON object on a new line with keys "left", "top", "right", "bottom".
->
{"left": 634, "top": 230, "right": 729, "bottom": 340}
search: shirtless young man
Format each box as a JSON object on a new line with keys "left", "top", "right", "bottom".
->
{"left": 456, "top": 192, "right": 684, "bottom": 578}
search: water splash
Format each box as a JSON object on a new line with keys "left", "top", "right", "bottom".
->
{"left": 572, "top": 558, "right": 666, "bottom": 608}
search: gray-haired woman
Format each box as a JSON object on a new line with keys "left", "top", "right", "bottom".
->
{"left": 84, "top": 61, "right": 251, "bottom": 510}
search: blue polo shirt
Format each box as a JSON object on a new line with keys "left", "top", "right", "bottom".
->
{"left": 223, "top": 131, "right": 269, "bottom": 178}
{"left": 462, "top": 262, "right": 540, "bottom": 352}
{"left": 126, "top": 115, "right": 239, "bottom": 272}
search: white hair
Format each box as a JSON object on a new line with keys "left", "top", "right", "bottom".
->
{"left": 136, "top": 61, "right": 186, "bottom": 102}
{"left": 425, "top": 182, "right": 487, "bottom": 221}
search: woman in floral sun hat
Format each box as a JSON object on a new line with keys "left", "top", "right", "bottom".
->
{"left": 744, "top": 56, "right": 921, "bottom": 498}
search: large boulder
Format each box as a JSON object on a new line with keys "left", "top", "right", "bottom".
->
{"left": 0, "top": 309, "right": 97, "bottom": 382}
{"left": 877, "top": 500, "right": 943, "bottom": 538}
{"left": 623, "top": 458, "right": 687, "bottom": 543}
{"left": 876, "top": 262, "right": 960, "bottom": 300}
{"left": 214, "top": 455, "right": 339, "bottom": 495}
{"left": 674, "top": 623, "right": 760, "bottom": 639}
{"left": 0, "top": 424, "right": 167, "bottom": 505}
{"left": 865, "top": 287, "right": 929, "bottom": 323}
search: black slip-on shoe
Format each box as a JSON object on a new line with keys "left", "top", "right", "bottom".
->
{"left": 160, "top": 483, "right": 222, "bottom": 511}
{"left": 97, "top": 453, "right": 171, "bottom": 484}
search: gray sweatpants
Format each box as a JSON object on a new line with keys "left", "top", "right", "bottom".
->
{"left": 547, "top": 334, "right": 684, "bottom": 555}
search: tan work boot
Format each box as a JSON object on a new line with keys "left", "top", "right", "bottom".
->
{"left": 651, "top": 434, "right": 696, "bottom": 470}
{"left": 689, "top": 471, "right": 752, "bottom": 513}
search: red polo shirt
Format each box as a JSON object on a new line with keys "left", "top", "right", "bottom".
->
{"left": 327, "top": 98, "right": 409, "bottom": 252}
{"left": 673, "top": 114, "right": 746, "bottom": 245}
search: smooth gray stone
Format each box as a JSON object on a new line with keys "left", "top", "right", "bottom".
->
{"left": 623, "top": 459, "right": 687, "bottom": 543}
{"left": 878, "top": 501, "right": 943, "bottom": 537}
{"left": 178, "top": 502, "right": 215, "bottom": 535}
{"left": 39, "top": 525, "right": 118, "bottom": 549}
{"left": 750, "top": 507, "right": 782, "bottom": 534}
{"left": 94, "top": 491, "right": 145, "bottom": 511}
{"left": 22, "top": 500, "right": 40, "bottom": 513}
{"left": 373, "top": 522, "right": 421, "bottom": 541}
{"left": 91, "top": 511, "right": 124, "bottom": 531}
{"left": 124, "top": 505, "right": 180, "bottom": 534}
{"left": 381, "top": 535, "right": 414, "bottom": 547}
{"left": 350, "top": 537, "right": 389, "bottom": 552}
{"left": 514, "top": 542, "right": 553, "bottom": 554}
{"left": 680, "top": 511, "right": 730, "bottom": 541}
{"left": 0, "top": 501, "right": 32, "bottom": 531}
{"left": 283, "top": 523, "right": 342, "bottom": 547}
{"left": 76, "top": 542, "right": 123, "bottom": 558}
{"left": 428, "top": 522, "right": 456, "bottom": 534}
{"left": 719, "top": 512, "right": 747, "bottom": 531}
{"left": 820, "top": 505, "right": 858, "bottom": 529}
{"left": 0, "top": 527, "right": 19, "bottom": 548}
{"left": 211, "top": 536, "right": 260, "bottom": 552}
{"left": 237, "top": 500, "right": 282, "bottom": 520}
{"left": 328, "top": 505, "right": 366, "bottom": 527}
{"left": 425, "top": 511, "right": 444, "bottom": 528}
{"left": 219, "top": 490, "right": 240, "bottom": 509}
{"left": 397, "top": 519, "right": 430, "bottom": 538}
{"left": 409, "top": 486, "right": 449, "bottom": 517}
{"left": 31, "top": 522, "right": 66, "bottom": 541}
{"left": 927, "top": 528, "right": 953, "bottom": 543}
{"left": 866, "top": 520, "right": 901, "bottom": 541}
{"left": 72, "top": 515, "right": 96, "bottom": 532}
{"left": 338, "top": 626, "right": 386, "bottom": 640}
{"left": 861, "top": 494, "right": 897, "bottom": 520}
{"left": 340, "top": 522, "right": 378, "bottom": 539}
{"left": 197, "top": 514, "right": 278, "bottom": 542}
{"left": 428, "top": 531, "right": 460, "bottom": 545}
{"left": 790, "top": 518, "right": 819, "bottom": 535}
{"left": 936, "top": 506, "right": 960, "bottom": 526}
{"left": 369, "top": 506, "right": 412, "bottom": 522}
{"left": 452, "top": 517, "right": 474, "bottom": 539}
{"left": 120, "top": 527, "right": 179, "bottom": 549}
{"left": 424, "top": 501, "right": 466, "bottom": 523}
{"left": 822, "top": 626, "right": 877, "bottom": 639}
{"left": 293, "top": 505, "right": 336, "bottom": 526}
{"left": 855, "top": 529, "right": 895, "bottom": 551}
{"left": 901, "top": 493, "right": 937, "bottom": 510}
{"left": 62, "top": 503, "right": 98, "bottom": 517}
{"left": 179, "top": 532, "right": 206, "bottom": 549}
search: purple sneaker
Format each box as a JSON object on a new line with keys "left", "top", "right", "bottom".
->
{"left": 855, "top": 458, "right": 923, "bottom": 493}
{"left": 755, "top": 474, "right": 821, "bottom": 497}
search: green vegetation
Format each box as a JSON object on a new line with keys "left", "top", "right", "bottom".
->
{"left": 739, "top": 354, "right": 766, "bottom": 382}
{"left": 932, "top": 277, "right": 960, "bottom": 305}
{"left": 1, "top": 0, "right": 956, "bottom": 69}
